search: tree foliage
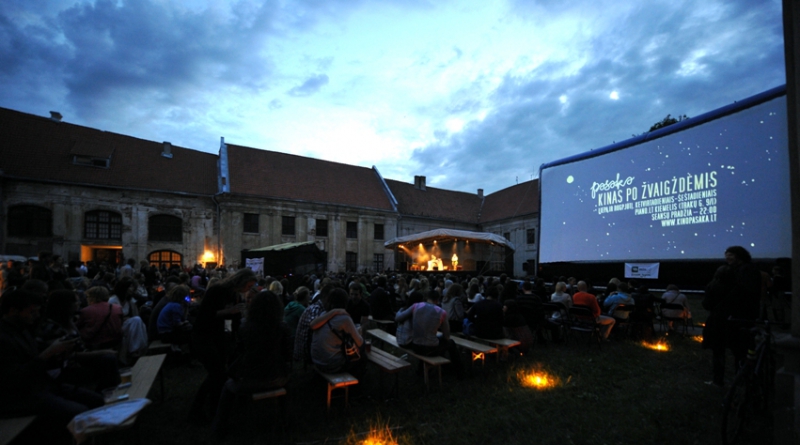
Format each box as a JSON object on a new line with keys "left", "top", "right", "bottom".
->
{"left": 648, "top": 114, "right": 689, "bottom": 132}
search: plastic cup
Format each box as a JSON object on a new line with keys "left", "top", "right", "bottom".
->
{"left": 103, "top": 388, "right": 116, "bottom": 404}
{"left": 119, "top": 368, "right": 132, "bottom": 384}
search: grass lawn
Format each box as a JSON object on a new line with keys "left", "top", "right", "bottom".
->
{"left": 117, "top": 317, "right": 748, "bottom": 445}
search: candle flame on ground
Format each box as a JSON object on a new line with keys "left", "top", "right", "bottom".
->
{"left": 518, "top": 369, "right": 559, "bottom": 389}
{"left": 359, "top": 424, "right": 398, "bottom": 445}
{"left": 641, "top": 341, "right": 670, "bottom": 351}
{"left": 691, "top": 335, "right": 703, "bottom": 342}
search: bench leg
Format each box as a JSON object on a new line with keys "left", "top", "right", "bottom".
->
{"left": 423, "top": 362, "right": 430, "bottom": 390}
{"left": 437, "top": 365, "right": 442, "bottom": 387}
{"left": 326, "top": 384, "right": 333, "bottom": 416}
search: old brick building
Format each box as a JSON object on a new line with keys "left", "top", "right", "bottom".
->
{"left": 0, "top": 107, "right": 539, "bottom": 276}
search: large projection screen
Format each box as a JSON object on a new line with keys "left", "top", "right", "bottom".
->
{"left": 539, "top": 90, "right": 791, "bottom": 264}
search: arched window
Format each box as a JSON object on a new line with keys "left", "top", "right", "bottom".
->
{"left": 7, "top": 205, "right": 52, "bottom": 238}
{"left": 85, "top": 210, "right": 122, "bottom": 240}
{"left": 148, "top": 250, "right": 183, "bottom": 269}
{"left": 148, "top": 214, "right": 182, "bottom": 242}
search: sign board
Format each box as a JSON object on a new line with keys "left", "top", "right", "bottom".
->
{"left": 245, "top": 257, "right": 264, "bottom": 274}
{"left": 624, "top": 262, "right": 660, "bottom": 279}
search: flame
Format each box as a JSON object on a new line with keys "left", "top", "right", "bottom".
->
{"left": 518, "top": 369, "right": 560, "bottom": 389}
{"left": 472, "top": 352, "right": 485, "bottom": 362}
{"left": 357, "top": 423, "right": 398, "bottom": 445}
{"left": 691, "top": 335, "right": 703, "bottom": 343}
{"left": 641, "top": 341, "right": 670, "bottom": 351}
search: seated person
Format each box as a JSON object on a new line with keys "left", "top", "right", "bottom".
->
{"left": 660, "top": 284, "right": 691, "bottom": 329}
{"left": 603, "top": 282, "right": 635, "bottom": 319}
{"left": 78, "top": 286, "right": 123, "bottom": 350}
{"left": 345, "top": 282, "right": 371, "bottom": 326}
{"left": 395, "top": 291, "right": 424, "bottom": 348}
{"left": 284, "top": 286, "right": 310, "bottom": 341}
{"left": 549, "top": 281, "right": 572, "bottom": 320}
{"left": 38, "top": 290, "right": 120, "bottom": 391}
{"left": 0, "top": 289, "right": 104, "bottom": 445}
{"left": 441, "top": 284, "right": 467, "bottom": 334}
{"left": 466, "top": 288, "right": 504, "bottom": 339}
{"left": 573, "top": 281, "right": 615, "bottom": 340}
{"left": 211, "top": 291, "right": 291, "bottom": 440}
{"left": 502, "top": 300, "right": 533, "bottom": 354}
{"left": 109, "top": 277, "right": 139, "bottom": 319}
{"left": 396, "top": 290, "right": 463, "bottom": 378}
{"left": 310, "top": 289, "right": 365, "bottom": 378}
{"left": 157, "top": 285, "right": 193, "bottom": 346}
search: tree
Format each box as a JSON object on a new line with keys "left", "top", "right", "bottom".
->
{"left": 648, "top": 114, "right": 689, "bottom": 132}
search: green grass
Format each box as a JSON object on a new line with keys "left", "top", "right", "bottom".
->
{"left": 117, "top": 324, "right": 742, "bottom": 445}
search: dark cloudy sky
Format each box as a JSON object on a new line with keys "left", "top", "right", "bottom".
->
{"left": 0, "top": 0, "right": 786, "bottom": 194}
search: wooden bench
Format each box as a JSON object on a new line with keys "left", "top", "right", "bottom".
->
{"left": 314, "top": 369, "right": 358, "bottom": 416}
{"left": 252, "top": 388, "right": 288, "bottom": 433}
{"left": 450, "top": 335, "right": 496, "bottom": 367}
{"left": 146, "top": 340, "right": 173, "bottom": 355}
{"left": 471, "top": 336, "right": 521, "bottom": 362}
{"left": 368, "top": 329, "right": 450, "bottom": 389}
{"left": 0, "top": 416, "right": 36, "bottom": 445}
{"left": 366, "top": 347, "right": 411, "bottom": 399}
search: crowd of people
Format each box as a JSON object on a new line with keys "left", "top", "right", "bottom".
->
{"left": 0, "top": 245, "right": 789, "bottom": 442}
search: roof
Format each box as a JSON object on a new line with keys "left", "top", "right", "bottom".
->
{"left": 226, "top": 144, "right": 395, "bottom": 211}
{"left": 481, "top": 179, "right": 539, "bottom": 223}
{"left": 384, "top": 178, "right": 483, "bottom": 224}
{"left": 384, "top": 228, "right": 515, "bottom": 251}
{"left": 0, "top": 107, "right": 218, "bottom": 195}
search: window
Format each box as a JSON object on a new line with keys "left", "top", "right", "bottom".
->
{"left": 526, "top": 228, "right": 536, "bottom": 245}
{"left": 346, "top": 221, "right": 358, "bottom": 238}
{"left": 85, "top": 210, "right": 122, "bottom": 240}
{"left": 148, "top": 215, "right": 182, "bottom": 242}
{"left": 373, "top": 253, "right": 384, "bottom": 272}
{"left": 374, "top": 223, "right": 384, "bottom": 240}
{"left": 282, "top": 216, "right": 296, "bottom": 236}
{"left": 346, "top": 251, "right": 358, "bottom": 271}
{"left": 148, "top": 250, "right": 183, "bottom": 268}
{"left": 504, "top": 232, "right": 511, "bottom": 241}
{"left": 243, "top": 213, "right": 259, "bottom": 233}
{"left": 316, "top": 219, "right": 328, "bottom": 237}
{"left": 7, "top": 205, "right": 52, "bottom": 238}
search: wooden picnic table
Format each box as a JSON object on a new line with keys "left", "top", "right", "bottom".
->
{"left": 368, "top": 329, "right": 449, "bottom": 389}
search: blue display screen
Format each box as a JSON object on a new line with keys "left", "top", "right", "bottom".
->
{"left": 539, "top": 95, "right": 791, "bottom": 263}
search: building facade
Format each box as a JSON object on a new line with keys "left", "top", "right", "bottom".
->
{"left": 0, "top": 107, "right": 538, "bottom": 277}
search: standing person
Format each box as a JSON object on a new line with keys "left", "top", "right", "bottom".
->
{"left": 702, "top": 246, "right": 760, "bottom": 387}
{"left": 345, "top": 281, "right": 371, "bottom": 326}
{"left": 188, "top": 268, "right": 256, "bottom": 423}
{"left": 368, "top": 276, "right": 395, "bottom": 322}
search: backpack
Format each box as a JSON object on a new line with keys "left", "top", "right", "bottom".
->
{"left": 326, "top": 320, "right": 361, "bottom": 363}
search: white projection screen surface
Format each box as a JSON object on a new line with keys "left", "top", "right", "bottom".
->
{"left": 539, "top": 92, "right": 791, "bottom": 264}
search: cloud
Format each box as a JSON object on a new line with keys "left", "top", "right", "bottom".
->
{"left": 287, "top": 74, "right": 330, "bottom": 97}
{"left": 411, "top": 0, "right": 785, "bottom": 195}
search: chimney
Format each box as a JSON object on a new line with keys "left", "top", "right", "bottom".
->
{"left": 161, "top": 141, "right": 173, "bottom": 159}
{"left": 477, "top": 188, "right": 483, "bottom": 198}
{"left": 415, "top": 175, "right": 426, "bottom": 191}
{"left": 49, "top": 111, "right": 62, "bottom": 122}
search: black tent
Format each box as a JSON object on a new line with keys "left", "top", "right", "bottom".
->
{"left": 241, "top": 241, "right": 327, "bottom": 277}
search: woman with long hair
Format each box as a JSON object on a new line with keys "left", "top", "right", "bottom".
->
{"left": 211, "top": 290, "right": 291, "bottom": 439}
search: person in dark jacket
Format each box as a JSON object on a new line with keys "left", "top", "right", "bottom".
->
{"left": 702, "top": 246, "right": 761, "bottom": 386}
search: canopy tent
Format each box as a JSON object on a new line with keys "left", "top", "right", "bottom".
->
{"left": 384, "top": 228, "right": 516, "bottom": 251}
{"left": 241, "top": 241, "right": 326, "bottom": 276}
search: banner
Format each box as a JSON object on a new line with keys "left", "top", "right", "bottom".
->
{"left": 624, "top": 262, "right": 660, "bottom": 279}
{"left": 245, "top": 257, "right": 264, "bottom": 274}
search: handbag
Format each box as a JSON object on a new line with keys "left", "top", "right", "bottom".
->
{"left": 326, "top": 320, "right": 361, "bottom": 363}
